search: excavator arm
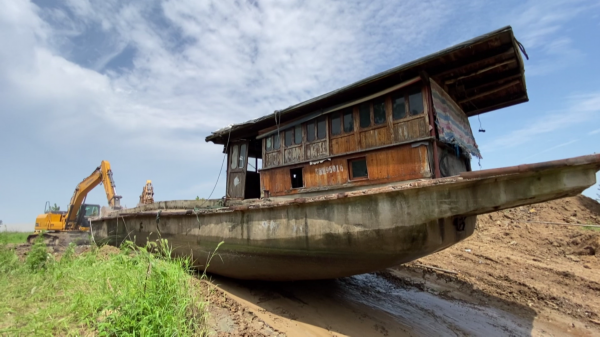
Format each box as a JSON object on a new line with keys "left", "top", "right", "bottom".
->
{"left": 100, "top": 161, "right": 122, "bottom": 210}
{"left": 64, "top": 160, "right": 122, "bottom": 229}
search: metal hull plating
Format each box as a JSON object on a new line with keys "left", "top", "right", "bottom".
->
{"left": 91, "top": 155, "right": 600, "bottom": 281}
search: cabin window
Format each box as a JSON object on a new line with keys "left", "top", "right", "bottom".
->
{"left": 230, "top": 145, "right": 239, "bottom": 169}
{"left": 349, "top": 158, "right": 368, "bottom": 180}
{"left": 306, "top": 117, "right": 327, "bottom": 142}
{"left": 359, "top": 103, "right": 371, "bottom": 128}
{"left": 343, "top": 110, "right": 354, "bottom": 132}
{"left": 283, "top": 126, "right": 303, "bottom": 147}
{"left": 330, "top": 109, "right": 354, "bottom": 136}
{"left": 273, "top": 133, "right": 281, "bottom": 150}
{"left": 294, "top": 125, "right": 302, "bottom": 144}
{"left": 265, "top": 133, "right": 281, "bottom": 152}
{"left": 317, "top": 116, "right": 327, "bottom": 139}
{"left": 238, "top": 143, "right": 247, "bottom": 168}
{"left": 285, "top": 129, "right": 293, "bottom": 147}
{"left": 290, "top": 167, "right": 304, "bottom": 188}
{"left": 392, "top": 86, "right": 424, "bottom": 120}
{"left": 306, "top": 121, "right": 316, "bottom": 142}
{"left": 266, "top": 137, "right": 273, "bottom": 151}
{"left": 331, "top": 112, "right": 341, "bottom": 136}
{"left": 408, "top": 90, "right": 424, "bottom": 116}
{"left": 392, "top": 93, "right": 406, "bottom": 120}
{"left": 359, "top": 98, "right": 387, "bottom": 128}
{"left": 373, "top": 98, "right": 386, "bottom": 125}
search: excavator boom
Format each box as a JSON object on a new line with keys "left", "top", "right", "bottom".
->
{"left": 64, "top": 160, "right": 122, "bottom": 229}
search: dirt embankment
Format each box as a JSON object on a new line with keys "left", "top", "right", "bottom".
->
{"left": 404, "top": 195, "right": 600, "bottom": 332}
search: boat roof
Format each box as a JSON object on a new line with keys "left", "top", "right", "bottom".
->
{"left": 207, "top": 26, "right": 527, "bottom": 145}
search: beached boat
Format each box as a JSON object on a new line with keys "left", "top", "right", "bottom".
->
{"left": 91, "top": 27, "right": 600, "bottom": 280}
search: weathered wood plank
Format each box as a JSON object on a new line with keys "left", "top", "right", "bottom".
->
{"left": 305, "top": 140, "right": 328, "bottom": 160}
{"left": 330, "top": 134, "right": 358, "bottom": 155}
{"left": 284, "top": 146, "right": 303, "bottom": 164}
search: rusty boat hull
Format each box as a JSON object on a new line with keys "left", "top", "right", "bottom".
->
{"left": 91, "top": 155, "right": 600, "bottom": 281}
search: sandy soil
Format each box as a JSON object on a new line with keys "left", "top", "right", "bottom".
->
{"left": 205, "top": 195, "right": 600, "bottom": 336}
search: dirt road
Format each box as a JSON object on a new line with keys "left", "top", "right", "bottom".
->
{"left": 206, "top": 195, "right": 600, "bottom": 336}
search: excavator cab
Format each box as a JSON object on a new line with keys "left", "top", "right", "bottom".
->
{"left": 76, "top": 204, "right": 101, "bottom": 229}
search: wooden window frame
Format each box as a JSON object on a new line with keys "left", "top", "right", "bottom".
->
{"left": 391, "top": 85, "right": 425, "bottom": 122}
{"left": 358, "top": 102, "right": 372, "bottom": 129}
{"left": 264, "top": 132, "right": 282, "bottom": 153}
{"left": 305, "top": 116, "right": 328, "bottom": 143}
{"left": 358, "top": 99, "right": 388, "bottom": 132}
{"left": 284, "top": 127, "right": 303, "bottom": 148}
{"left": 348, "top": 157, "right": 369, "bottom": 181}
{"left": 329, "top": 109, "right": 355, "bottom": 139}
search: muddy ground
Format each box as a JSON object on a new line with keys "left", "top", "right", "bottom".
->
{"left": 11, "top": 195, "right": 600, "bottom": 336}
{"left": 205, "top": 195, "right": 600, "bottom": 336}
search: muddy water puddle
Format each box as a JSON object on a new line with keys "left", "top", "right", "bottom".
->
{"left": 209, "top": 271, "right": 540, "bottom": 337}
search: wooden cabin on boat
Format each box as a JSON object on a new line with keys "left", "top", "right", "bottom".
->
{"left": 206, "top": 26, "right": 528, "bottom": 200}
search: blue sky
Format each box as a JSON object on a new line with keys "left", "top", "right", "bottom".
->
{"left": 1, "top": 0, "right": 599, "bottom": 229}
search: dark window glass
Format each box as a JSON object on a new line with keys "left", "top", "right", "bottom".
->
{"left": 239, "top": 143, "right": 246, "bottom": 168}
{"left": 359, "top": 103, "right": 370, "bottom": 128}
{"left": 350, "top": 158, "right": 368, "bottom": 179}
{"left": 392, "top": 93, "right": 406, "bottom": 120}
{"left": 317, "top": 116, "right": 326, "bottom": 139}
{"left": 408, "top": 91, "right": 424, "bottom": 116}
{"left": 343, "top": 110, "right": 354, "bottom": 133}
{"left": 266, "top": 137, "right": 272, "bottom": 151}
{"left": 273, "top": 133, "right": 280, "bottom": 150}
{"left": 285, "top": 129, "right": 293, "bottom": 147}
{"left": 373, "top": 98, "right": 386, "bottom": 125}
{"left": 294, "top": 125, "right": 302, "bottom": 144}
{"left": 331, "top": 112, "right": 341, "bottom": 136}
{"left": 306, "top": 122, "right": 315, "bottom": 142}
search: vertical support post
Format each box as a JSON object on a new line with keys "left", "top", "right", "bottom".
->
{"left": 421, "top": 72, "right": 441, "bottom": 179}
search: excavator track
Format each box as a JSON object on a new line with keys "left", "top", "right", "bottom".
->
{"left": 26, "top": 232, "right": 91, "bottom": 246}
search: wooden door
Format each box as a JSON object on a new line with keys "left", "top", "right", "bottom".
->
{"left": 227, "top": 142, "right": 248, "bottom": 198}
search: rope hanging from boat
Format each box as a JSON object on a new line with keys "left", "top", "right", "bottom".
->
{"left": 515, "top": 38, "right": 529, "bottom": 60}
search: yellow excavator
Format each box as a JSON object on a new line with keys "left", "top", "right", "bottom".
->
{"left": 29, "top": 160, "right": 122, "bottom": 245}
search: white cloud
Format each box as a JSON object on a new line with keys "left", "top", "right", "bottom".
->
{"left": 479, "top": 92, "right": 600, "bottom": 152}
{"left": 1, "top": 0, "right": 460, "bottom": 152}
{"left": 589, "top": 128, "right": 600, "bottom": 136}
{"left": 508, "top": 0, "right": 598, "bottom": 76}
{"left": 524, "top": 139, "right": 579, "bottom": 160}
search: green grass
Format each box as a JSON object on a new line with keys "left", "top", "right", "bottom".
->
{"left": 582, "top": 226, "right": 600, "bottom": 232}
{"left": 0, "top": 233, "right": 209, "bottom": 336}
{"left": 0, "top": 231, "right": 31, "bottom": 244}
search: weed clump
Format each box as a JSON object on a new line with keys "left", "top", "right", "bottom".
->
{"left": 0, "top": 232, "right": 208, "bottom": 336}
{"left": 25, "top": 234, "right": 52, "bottom": 271}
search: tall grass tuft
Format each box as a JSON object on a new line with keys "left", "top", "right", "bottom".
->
{"left": 0, "top": 232, "right": 208, "bottom": 336}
